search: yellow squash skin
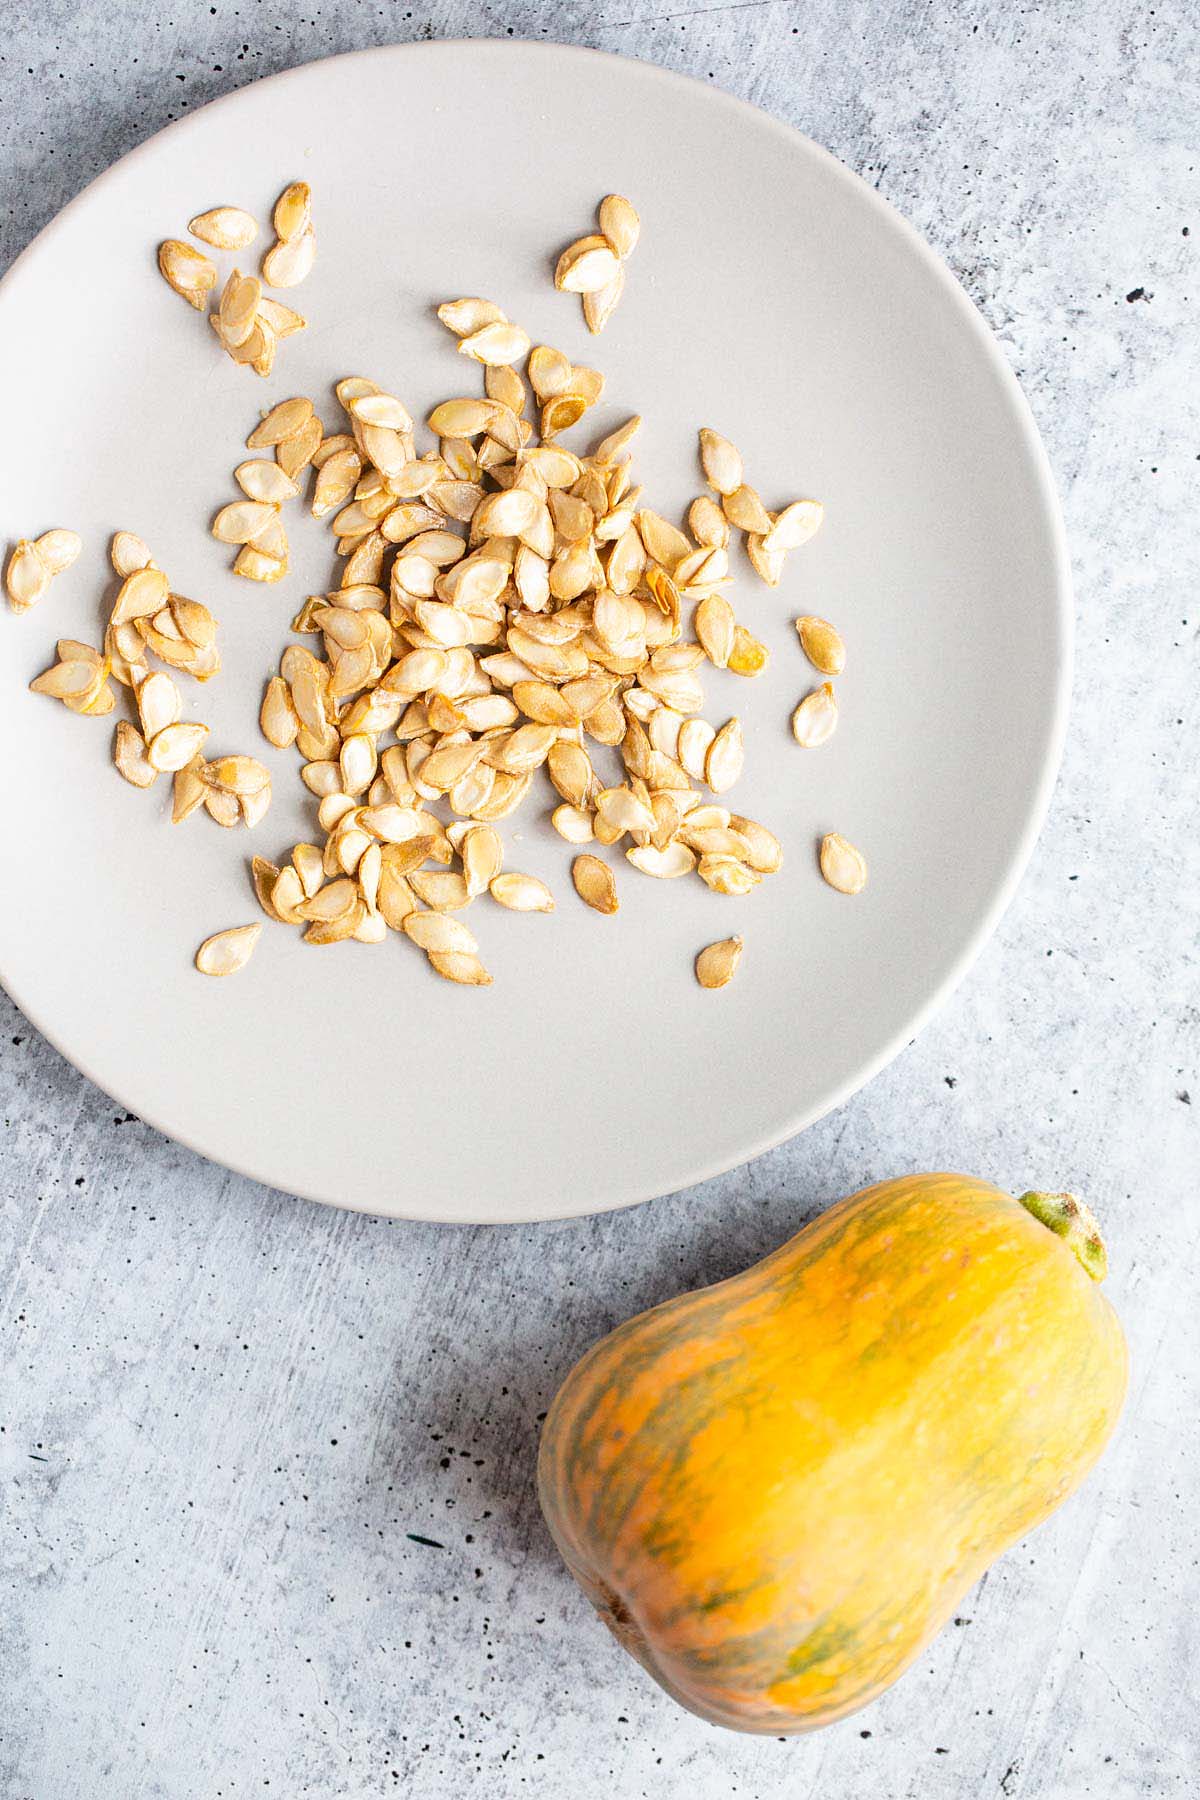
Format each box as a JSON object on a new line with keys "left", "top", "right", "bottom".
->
{"left": 537, "top": 1173, "right": 1128, "bottom": 1734}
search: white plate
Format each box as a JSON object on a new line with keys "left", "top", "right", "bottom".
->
{"left": 0, "top": 42, "right": 1069, "bottom": 1224}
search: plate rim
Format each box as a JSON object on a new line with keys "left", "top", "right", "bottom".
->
{"left": 0, "top": 38, "right": 1072, "bottom": 1225}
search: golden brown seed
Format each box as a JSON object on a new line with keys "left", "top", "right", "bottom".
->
{"left": 272, "top": 181, "right": 312, "bottom": 241}
{"left": 571, "top": 854, "right": 618, "bottom": 914}
{"left": 727, "top": 625, "right": 770, "bottom": 677}
{"left": 426, "top": 950, "right": 492, "bottom": 986}
{"left": 598, "top": 194, "right": 641, "bottom": 260}
{"left": 796, "top": 615, "right": 846, "bottom": 675}
{"left": 695, "top": 935, "right": 744, "bottom": 989}
{"left": 158, "top": 239, "right": 217, "bottom": 309}
{"left": 722, "top": 484, "right": 773, "bottom": 535}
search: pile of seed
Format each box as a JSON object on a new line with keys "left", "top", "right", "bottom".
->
{"left": 158, "top": 183, "right": 313, "bottom": 379}
{"left": 11, "top": 191, "right": 868, "bottom": 988}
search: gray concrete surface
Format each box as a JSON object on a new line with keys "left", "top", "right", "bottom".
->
{"left": 1, "top": 3, "right": 1197, "bottom": 1795}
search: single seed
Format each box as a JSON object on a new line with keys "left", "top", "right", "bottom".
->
{"left": 792, "top": 683, "right": 839, "bottom": 747}
{"left": 695, "top": 935, "right": 744, "bottom": 989}
{"left": 796, "top": 615, "right": 846, "bottom": 675}
{"left": 819, "top": 833, "right": 868, "bottom": 895}
{"left": 195, "top": 924, "right": 261, "bottom": 976}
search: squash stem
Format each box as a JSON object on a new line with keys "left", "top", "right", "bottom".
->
{"left": 1018, "top": 1191, "right": 1108, "bottom": 1282}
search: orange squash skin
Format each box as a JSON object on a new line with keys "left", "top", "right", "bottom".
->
{"left": 537, "top": 1174, "right": 1128, "bottom": 1734}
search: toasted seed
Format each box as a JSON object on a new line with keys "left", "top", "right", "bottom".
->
{"left": 351, "top": 390, "right": 414, "bottom": 432}
{"left": 5, "top": 539, "right": 50, "bottom": 611}
{"left": 697, "top": 854, "right": 759, "bottom": 895}
{"left": 459, "top": 321, "right": 531, "bottom": 366}
{"left": 170, "top": 597, "right": 217, "bottom": 648}
{"left": 148, "top": 721, "right": 209, "bottom": 771}
{"left": 111, "top": 565, "right": 170, "bottom": 625}
{"left": 403, "top": 911, "right": 478, "bottom": 955}
{"left": 819, "top": 832, "right": 868, "bottom": 894}
{"left": 792, "top": 682, "right": 839, "bottom": 747}
{"left": 410, "top": 870, "right": 471, "bottom": 911}
{"left": 705, "top": 717, "right": 744, "bottom": 794}
{"left": 195, "top": 923, "right": 261, "bottom": 976}
{"left": 528, "top": 345, "right": 574, "bottom": 399}
{"left": 34, "top": 528, "right": 83, "bottom": 577}
{"left": 677, "top": 717, "right": 716, "bottom": 781}
{"left": 547, "top": 740, "right": 595, "bottom": 808}
{"left": 203, "top": 755, "right": 270, "bottom": 797}
{"left": 172, "top": 758, "right": 208, "bottom": 823}
{"left": 158, "top": 239, "right": 217, "bottom": 309}
{"left": 572, "top": 853, "right": 618, "bottom": 914}
{"left": 260, "top": 674, "right": 300, "bottom": 748}
{"left": 698, "top": 428, "right": 743, "bottom": 496}
{"left": 728, "top": 816, "right": 783, "bottom": 875}
{"left": 722, "top": 484, "right": 773, "bottom": 535}
{"left": 625, "top": 841, "right": 695, "bottom": 879}
{"left": 696, "top": 934, "right": 744, "bottom": 989}
{"left": 428, "top": 398, "right": 497, "bottom": 438}
{"left": 490, "top": 872, "right": 554, "bottom": 913}
{"left": 688, "top": 495, "right": 729, "bottom": 549}
{"left": 746, "top": 533, "right": 785, "bottom": 587}
{"left": 438, "top": 297, "right": 507, "bottom": 336}
{"left": 189, "top": 206, "right": 259, "bottom": 250}
{"left": 556, "top": 239, "right": 622, "bottom": 294}
{"left": 110, "top": 531, "right": 155, "bottom": 577}
{"left": 552, "top": 803, "right": 594, "bottom": 844}
{"left": 304, "top": 903, "right": 363, "bottom": 945}
{"left": 462, "top": 825, "right": 503, "bottom": 897}
{"left": 255, "top": 298, "right": 305, "bottom": 340}
{"left": 636, "top": 509, "right": 691, "bottom": 567}
{"left": 796, "top": 615, "right": 846, "bottom": 675}
{"left": 694, "top": 594, "right": 736, "bottom": 669}
{"left": 272, "top": 180, "right": 311, "bottom": 241}
{"left": 234, "top": 545, "right": 287, "bottom": 582}
{"left": 235, "top": 459, "right": 300, "bottom": 503}
{"left": 598, "top": 194, "right": 640, "bottom": 259}
{"left": 262, "top": 227, "right": 315, "bottom": 288}
{"left": 583, "top": 265, "right": 624, "bottom": 334}
{"left": 764, "top": 499, "right": 824, "bottom": 553}
{"left": 205, "top": 785, "right": 243, "bottom": 828}
{"left": 212, "top": 499, "right": 280, "bottom": 545}
{"left": 427, "top": 949, "right": 492, "bottom": 986}
{"left": 247, "top": 396, "right": 314, "bottom": 449}
{"left": 137, "top": 671, "right": 182, "bottom": 739}
{"left": 113, "top": 720, "right": 158, "bottom": 788}
{"left": 299, "top": 877, "right": 358, "bottom": 924}
{"left": 727, "top": 625, "right": 769, "bottom": 677}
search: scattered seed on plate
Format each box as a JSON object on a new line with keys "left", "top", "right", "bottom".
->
{"left": 188, "top": 206, "right": 258, "bottom": 250}
{"left": 819, "top": 832, "right": 868, "bottom": 894}
{"left": 796, "top": 615, "right": 846, "bottom": 675}
{"left": 695, "top": 934, "right": 743, "bottom": 989}
{"left": 158, "top": 239, "right": 217, "bottom": 309}
{"left": 572, "top": 854, "right": 619, "bottom": 914}
{"left": 556, "top": 196, "right": 638, "bottom": 331}
{"left": 195, "top": 923, "right": 262, "bottom": 976}
{"left": 792, "top": 682, "right": 839, "bottom": 747}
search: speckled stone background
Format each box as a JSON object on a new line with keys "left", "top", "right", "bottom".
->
{"left": 1, "top": 4, "right": 1197, "bottom": 1796}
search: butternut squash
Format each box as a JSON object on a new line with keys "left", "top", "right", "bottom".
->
{"left": 538, "top": 1174, "right": 1127, "bottom": 1733}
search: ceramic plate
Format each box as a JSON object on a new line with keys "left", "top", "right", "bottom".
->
{"left": 0, "top": 42, "right": 1069, "bottom": 1222}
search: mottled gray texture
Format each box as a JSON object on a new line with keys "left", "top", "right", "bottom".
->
{"left": 1, "top": 3, "right": 1196, "bottom": 1796}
